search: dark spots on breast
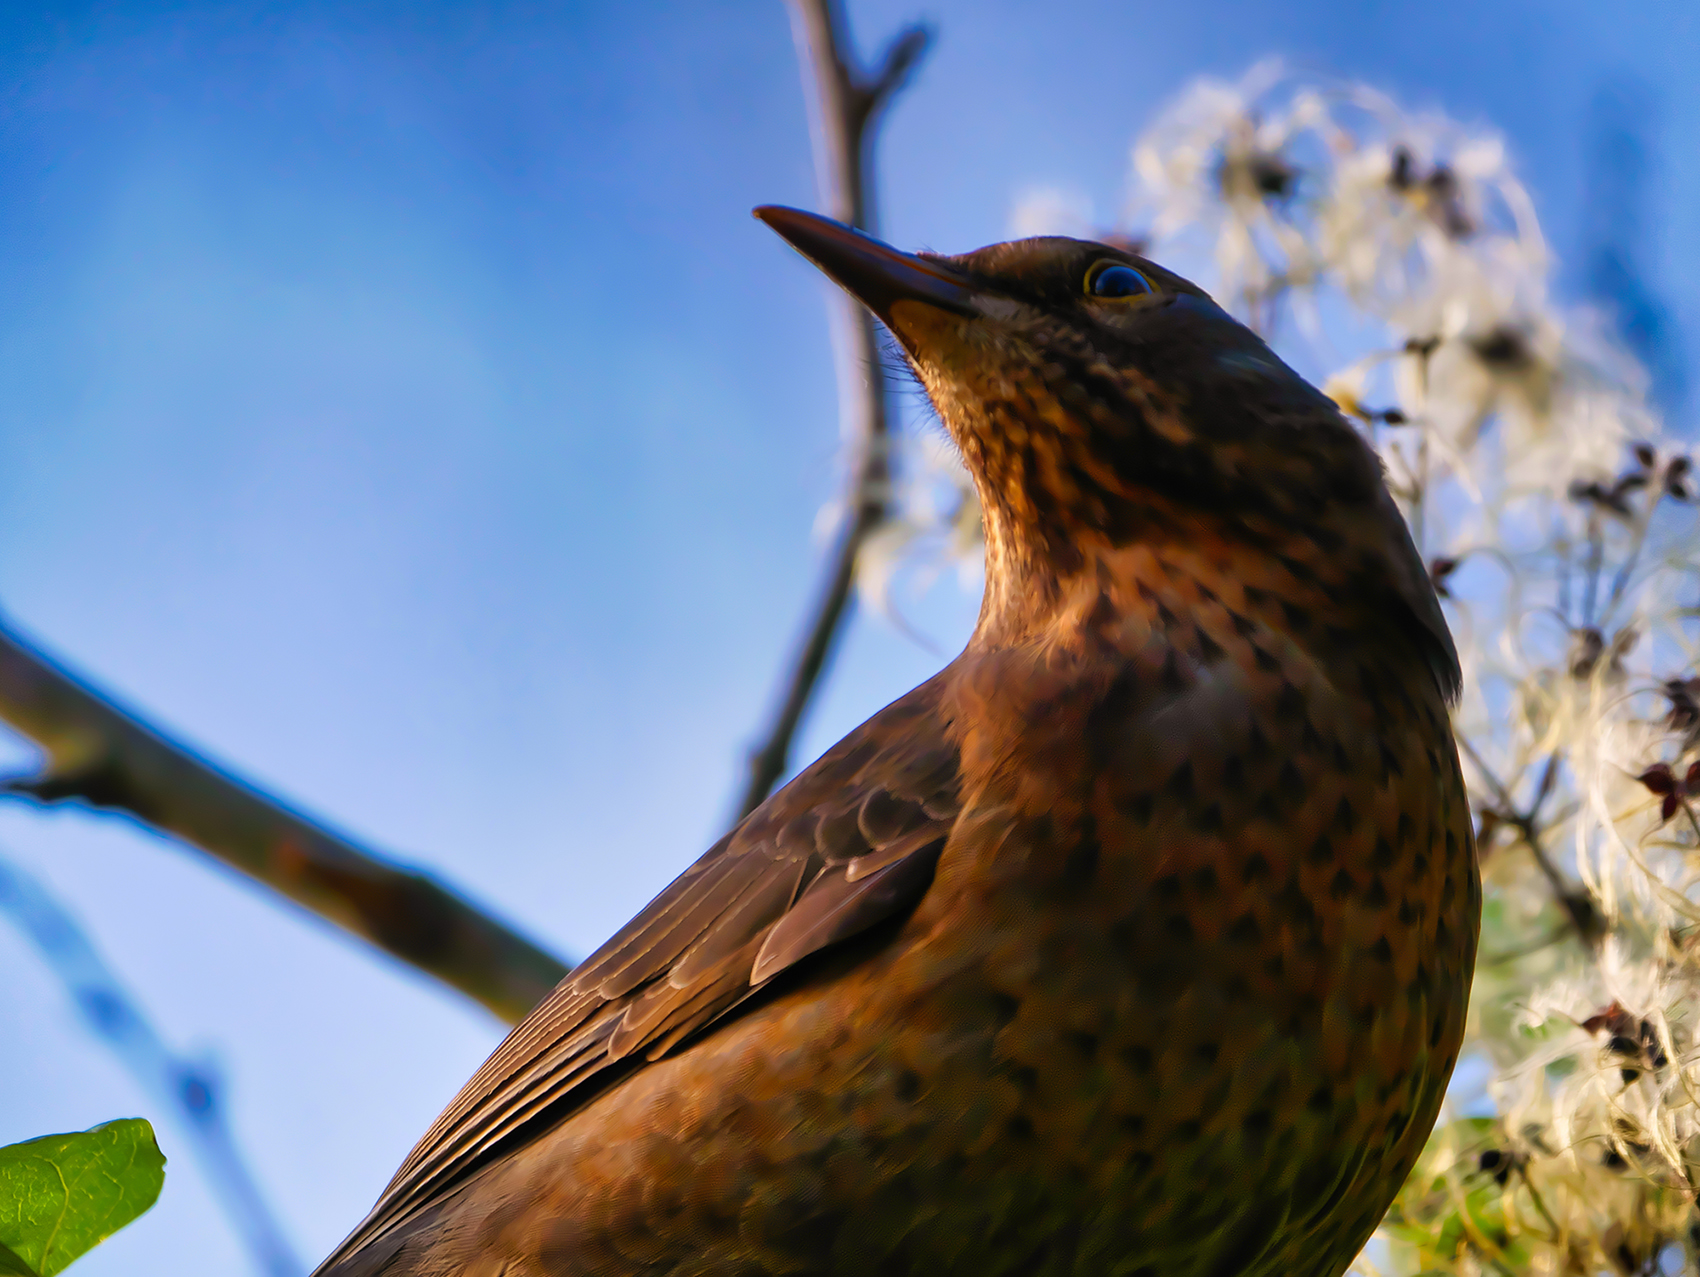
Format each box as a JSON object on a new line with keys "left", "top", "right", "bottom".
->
{"left": 1300, "top": 722, "right": 1325, "bottom": 754}
{"left": 988, "top": 990, "right": 1021, "bottom": 1027}
{"left": 1243, "top": 585, "right": 1269, "bottom": 607}
{"left": 1396, "top": 813, "right": 1414, "bottom": 847}
{"left": 1332, "top": 741, "right": 1352, "bottom": 773}
{"left": 1061, "top": 828, "right": 1101, "bottom": 890}
{"left": 1194, "top": 1042, "right": 1220, "bottom": 1065}
{"left": 1242, "top": 852, "right": 1271, "bottom": 883}
{"left": 1332, "top": 798, "right": 1357, "bottom": 834}
{"left": 1119, "top": 792, "right": 1156, "bottom": 825}
{"left": 1306, "top": 833, "right": 1334, "bottom": 866}
{"left": 1276, "top": 879, "right": 1319, "bottom": 932}
{"left": 1412, "top": 852, "right": 1430, "bottom": 878}
{"left": 1281, "top": 997, "right": 1322, "bottom": 1041}
{"left": 1008, "top": 1064, "right": 1039, "bottom": 1094}
{"left": 1173, "top": 1118, "right": 1202, "bottom": 1141}
{"left": 1380, "top": 744, "right": 1404, "bottom": 783}
{"left": 894, "top": 1069, "right": 921, "bottom": 1102}
{"left": 1445, "top": 829, "right": 1460, "bottom": 861}
{"left": 1430, "top": 1016, "right": 1448, "bottom": 1048}
{"left": 1254, "top": 792, "right": 1280, "bottom": 823}
{"left": 1371, "top": 937, "right": 1394, "bottom": 964}
{"left": 1307, "top": 1086, "right": 1334, "bottom": 1113}
{"left": 1252, "top": 644, "right": 1280, "bottom": 672}
{"left": 1276, "top": 683, "right": 1306, "bottom": 719}
{"left": 1197, "top": 628, "right": 1226, "bottom": 662}
{"left": 1246, "top": 722, "right": 1272, "bottom": 762}
{"left": 1370, "top": 836, "right": 1395, "bottom": 869}
{"left": 1166, "top": 760, "right": 1195, "bottom": 801}
{"left": 1153, "top": 873, "right": 1183, "bottom": 902}
{"left": 1193, "top": 802, "right": 1224, "bottom": 834}
{"left": 1358, "top": 664, "right": 1384, "bottom": 707}
{"left": 1397, "top": 898, "right": 1417, "bottom": 925}
{"left": 1227, "top": 913, "right": 1261, "bottom": 944}
{"left": 1280, "top": 601, "right": 1311, "bottom": 631}
{"left": 1228, "top": 609, "right": 1257, "bottom": 637}
{"left": 1165, "top": 914, "right": 1195, "bottom": 942}
{"left": 1278, "top": 761, "right": 1306, "bottom": 805}
{"left": 1275, "top": 554, "right": 1315, "bottom": 582}
{"left": 1365, "top": 877, "right": 1389, "bottom": 908}
{"left": 1263, "top": 954, "right": 1285, "bottom": 979}
{"left": 1389, "top": 677, "right": 1417, "bottom": 716}
{"left": 1330, "top": 869, "right": 1355, "bottom": 900}
{"left": 1006, "top": 1114, "right": 1037, "bottom": 1141}
{"left": 1121, "top": 1045, "right": 1154, "bottom": 1074}
{"left": 1191, "top": 865, "right": 1219, "bottom": 896}
{"left": 1222, "top": 755, "right": 1245, "bottom": 789}
{"left": 1065, "top": 1030, "right": 1100, "bottom": 1059}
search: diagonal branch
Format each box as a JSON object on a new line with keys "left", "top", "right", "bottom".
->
{"left": 0, "top": 614, "right": 568, "bottom": 1023}
{"left": 735, "top": 0, "right": 930, "bottom": 821}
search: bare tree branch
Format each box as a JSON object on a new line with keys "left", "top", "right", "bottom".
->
{"left": 736, "top": 0, "right": 931, "bottom": 821}
{"left": 0, "top": 614, "right": 568, "bottom": 1023}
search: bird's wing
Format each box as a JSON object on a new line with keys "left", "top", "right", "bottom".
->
{"left": 315, "top": 672, "right": 962, "bottom": 1272}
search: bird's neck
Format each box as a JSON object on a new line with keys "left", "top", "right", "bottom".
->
{"left": 969, "top": 491, "right": 1375, "bottom": 666}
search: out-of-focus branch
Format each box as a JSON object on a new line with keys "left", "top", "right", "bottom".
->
{"left": 0, "top": 852, "right": 301, "bottom": 1275}
{"left": 736, "top": 0, "right": 930, "bottom": 821}
{"left": 0, "top": 616, "right": 568, "bottom": 1024}
{"left": 1461, "top": 737, "right": 1602, "bottom": 948}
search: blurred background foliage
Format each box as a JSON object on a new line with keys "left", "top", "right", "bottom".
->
{"left": 0, "top": 1, "right": 1695, "bottom": 1273}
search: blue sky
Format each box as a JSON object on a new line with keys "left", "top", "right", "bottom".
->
{"left": 0, "top": 1, "right": 1694, "bottom": 1271}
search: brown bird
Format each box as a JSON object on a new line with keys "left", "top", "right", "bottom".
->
{"left": 314, "top": 207, "right": 1479, "bottom": 1277}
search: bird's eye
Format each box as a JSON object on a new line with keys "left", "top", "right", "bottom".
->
{"left": 1086, "top": 262, "right": 1154, "bottom": 299}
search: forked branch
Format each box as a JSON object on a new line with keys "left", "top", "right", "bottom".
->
{"left": 736, "top": 0, "right": 930, "bottom": 820}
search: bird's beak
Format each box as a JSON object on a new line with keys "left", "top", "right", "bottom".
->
{"left": 755, "top": 206, "right": 977, "bottom": 320}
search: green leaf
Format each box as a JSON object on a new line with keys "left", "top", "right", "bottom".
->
{"left": 0, "top": 1119, "right": 165, "bottom": 1275}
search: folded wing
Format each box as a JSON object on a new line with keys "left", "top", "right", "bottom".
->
{"left": 314, "top": 672, "right": 963, "bottom": 1274}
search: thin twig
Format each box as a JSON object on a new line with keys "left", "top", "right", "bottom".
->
{"left": 1581, "top": 514, "right": 1604, "bottom": 626}
{"left": 735, "top": 0, "right": 930, "bottom": 821}
{"left": 0, "top": 615, "right": 568, "bottom": 1023}
{"left": 1600, "top": 485, "right": 1661, "bottom": 627}
{"left": 0, "top": 852, "right": 301, "bottom": 1275}
{"left": 1458, "top": 737, "right": 1600, "bottom": 947}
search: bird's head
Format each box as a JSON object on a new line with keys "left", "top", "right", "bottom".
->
{"left": 757, "top": 205, "right": 1458, "bottom": 696}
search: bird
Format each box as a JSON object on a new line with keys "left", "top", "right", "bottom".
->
{"left": 313, "top": 206, "right": 1479, "bottom": 1277}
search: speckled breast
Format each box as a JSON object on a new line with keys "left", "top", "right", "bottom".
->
{"left": 910, "top": 541, "right": 1480, "bottom": 1276}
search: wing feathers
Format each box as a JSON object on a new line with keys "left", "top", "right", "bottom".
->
{"left": 313, "top": 673, "right": 962, "bottom": 1277}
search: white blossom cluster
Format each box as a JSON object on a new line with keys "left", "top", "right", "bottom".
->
{"left": 880, "top": 60, "right": 1698, "bottom": 1277}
